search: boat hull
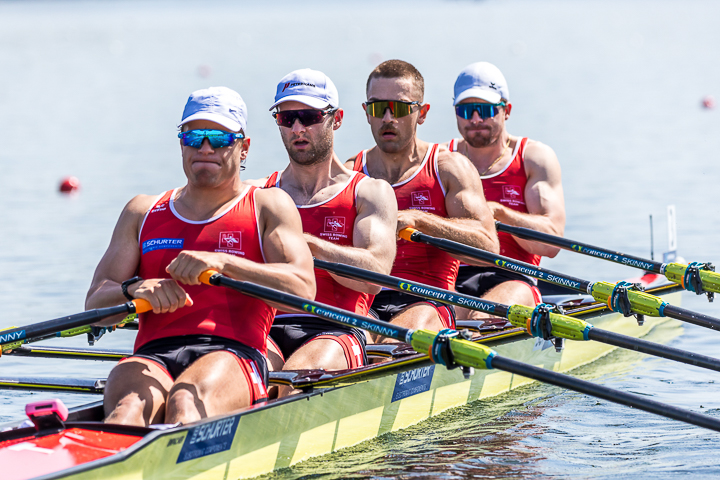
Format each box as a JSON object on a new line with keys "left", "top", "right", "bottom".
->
{"left": 1, "top": 289, "right": 683, "bottom": 480}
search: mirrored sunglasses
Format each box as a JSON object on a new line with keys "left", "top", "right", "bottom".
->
{"left": 364, "top": 100, "right": 420, "bottom": 118}
{"left": 178, "top": 129, "right": 244, "bottom": 148}
{"left": 454, "top": 102, "right": 506, "bottom": 120}
{"left": 272, "top": 109, "right": 336, "bottom": 128}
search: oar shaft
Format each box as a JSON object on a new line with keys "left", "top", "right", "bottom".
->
{"left": 0, "top": 301, "right": 145, "bottom": 347}
{"left": 204, "top": 273, "right": 411, "bottom": 343}
{"left": 314, "top": 258, "right": 510, "bottom": 318}
{"left": 496, "top": 222, "right": 663, "bottom": 273}
{"left": 402, "top": 229, "right": 592, "bottom": 293}
{"left": 588, "top": 329, "right": 720, "bottom": 373}
{"left": 662, "top": 305, "right": 720, "bottom": 331}
{"left": 491, "top": 356, "right": 720, "bottom": 433}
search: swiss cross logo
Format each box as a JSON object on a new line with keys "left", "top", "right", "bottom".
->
{"left": 219, "top": 231, "right": 242, "bottom": 250}
{"left": 411, "top": 190, "right": 431, "bottom": 207}
{"left": 502, "top": 185, "right": 523, "bottom": 203}
{"left": 324, "top": 216, "right": 346, "bottom": 234}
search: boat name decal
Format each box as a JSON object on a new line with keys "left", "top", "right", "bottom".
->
{"left": 177, "top": 416, "right": 239, "bottom": 463}
{"left": 0, "top": 330, "right": 24, "bottom": 344}
{"left": 142, "top": 238, "right": 184, "bottom": 255}
{"left": 391, "top": 365, "right": 435, "bottom": 402}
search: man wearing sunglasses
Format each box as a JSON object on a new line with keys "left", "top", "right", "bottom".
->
{"left": 258, "top": 69, "right": 397, "bottom": 393}
{"left": 445, "top": 62, "right": 565, "bottom": 319}
{"left": 86, "top": 87, "right": 315, "bottom": 426}
{"left": 350, "top": 60, "right": 499, "bottom": 341}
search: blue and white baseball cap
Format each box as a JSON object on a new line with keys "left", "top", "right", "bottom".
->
{"left": 269, "top": 68, "right": 339, "bottom": 110}
{"left": 453, "top": 62, "right": 510, "bottom": 105}
{"left": 179, "top": 86, "right": 247, "bottom": 132}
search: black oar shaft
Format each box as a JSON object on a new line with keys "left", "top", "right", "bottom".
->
{"left": 491, "top": 356, "right": 720, "bottom": 432}
{"left": 496, "top": 222, "right": 663, "bottom": 273}
{"left": 209, "top": 275, "right": 410, "bottom": 342}
{"left": 662, "top": 305, "right": 720, "bottom": 331}
{"left": 588, "top": 329, "right": 720, "bottom": 373}
{"left": 407, "top": 230, "right": 592, "bottom": 292}
{"left": 0, "top": 303, "right": 135, "bottom": 347}
{"left": 314, "top": 258, "right": 510, "bottom": 318}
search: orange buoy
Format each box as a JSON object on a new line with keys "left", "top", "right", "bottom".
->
{"left": 59, "top": 176, "right": 80, "bottom": 193}
{"left": 702, "top": 95, "right": 715, "bottom": 109}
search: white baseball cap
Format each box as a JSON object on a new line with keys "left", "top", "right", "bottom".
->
{"left": 179, "top": 86, "right": 247, "bottom": 132}
{"left": 453, "top": 62, "right": 510, "bottom": 105}
{"left": 269, "top": 68, "right": 339, "bottom": 110}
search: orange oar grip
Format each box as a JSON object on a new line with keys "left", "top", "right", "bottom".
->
{"left": 132, "top": 299, "right": 153, "bottom": 313}
{"left": 398, "top": 227, "right": 418, "bottom": 242}
{"left": 199, "top": 270, "right": 220, "bottom": 285}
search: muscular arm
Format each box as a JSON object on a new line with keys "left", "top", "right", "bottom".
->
{"left": 490, "top": 140, "right": 565, "bottom": 257}
{"left": 398, "top": 152, "right": 499, "bottom": 264}
{"left": 305, "top": 177, "right": 397, "bottom": 294}
{"left": 167, "top": 188, "right": 316, "bottom": 309}
{"left": 85, "top": 194, "right": 188, "bottom": 326}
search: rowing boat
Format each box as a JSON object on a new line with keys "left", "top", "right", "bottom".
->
{"left": 0, "top": 279, "right": 682, "bottom": 480}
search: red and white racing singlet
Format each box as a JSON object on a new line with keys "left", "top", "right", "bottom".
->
{"left": 449, "top": 137, "right": 541, "bottom": 266}
{"left": 135, "top": 186, "right": 275, "bottom": 354}
{"left": 353, "top": 144, "right": 459, "bottom": 290}
{"left": 265, "top": 171, "right": 372, "bottom": 315}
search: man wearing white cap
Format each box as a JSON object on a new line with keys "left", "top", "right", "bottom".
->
{"left": 445, "top": 62, "right": 565, "bottom": 318}
{"left": 258, "top": 69, "right": 397, "bottom": 392}
{"left": 86, "top": 86, "right": 315, "bottom": 425}
{"left": 349, "top": 60, "right": 499, "bottom": 340}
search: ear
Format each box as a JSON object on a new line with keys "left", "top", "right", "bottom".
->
{"left": 505, "top": 103, "right": 512, "bottom": 119}
{"left": 333, "top": 109, "right": 344, "bottom": 131}
{"left": 417, "top": 103, "right": 430, "bottom": 125}
{"left": 239, "top": 137, "right": 251, "bottom": 160}
{"left": 362, "top": 103, "right": 372, "bottom": 124}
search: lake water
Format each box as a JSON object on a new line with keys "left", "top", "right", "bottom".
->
{"left": 1, "top": 0, "right": 719, "bottom": 478}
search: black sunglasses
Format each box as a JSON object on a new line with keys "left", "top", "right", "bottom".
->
{"left": 272, "top": 109, "right": 337, "bottom": 128}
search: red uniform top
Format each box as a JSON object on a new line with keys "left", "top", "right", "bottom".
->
{"left": 449, "top": 137, "right": 541, "bottom": 266}
{"left": 135, "top": 186, "right": 275, "bottom": 355}
{"left": 353, "top": 144, "right": 459, "bottom": 290}
{"left": 265, "top": 171, "right": 372, "bottom": 315}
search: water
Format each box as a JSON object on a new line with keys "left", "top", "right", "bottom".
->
{"left": 1, "top": 0, "right": 719, "bottom": 477}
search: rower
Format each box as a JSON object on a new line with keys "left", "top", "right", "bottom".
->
{"left": 258, "top": 69, "right": 397, "bottom": 393}
{"left": 86, "top": 87, "right": 315, "bottom": 426}
{"left": 348, "top": 59, "right": 499, "bottom": 341}
{"left": 444, "top": 62, "right": 566, "bottom": 319}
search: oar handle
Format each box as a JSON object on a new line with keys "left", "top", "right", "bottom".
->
{"left": 132, "top": 299, "right": 152, "bottom": 313}
{"left": 199, "top": 270, "right": 220, "bottom": 285}
{"left": 398, "top": 227, "right": 418, "bottom": 242}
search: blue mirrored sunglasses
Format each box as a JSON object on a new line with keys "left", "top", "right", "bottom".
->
{"left": 454, "top": 102, "right": 506, "bottom": 120}
{"left": 178, "top": 129, "right": 244, "bottom": 148}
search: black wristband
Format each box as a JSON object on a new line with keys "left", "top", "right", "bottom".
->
{"left": 121, "top": 276, "right": 143, "bottom": 301}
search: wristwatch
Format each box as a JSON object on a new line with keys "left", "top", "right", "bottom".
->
{"left": 121, "top": 276, "right": 143, "bottom": 301}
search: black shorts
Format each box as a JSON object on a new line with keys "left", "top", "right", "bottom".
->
{"left": 455, "top": 266, "right": 541, "bottom": 303}
{"left": 370, "top": 290, "right": 456, "bottom": 329}
{"left": 269, "top": 316, "right": 368, "bottom": 367}
{"left": 128, "top": 335, "right": 269, "bottom": 402}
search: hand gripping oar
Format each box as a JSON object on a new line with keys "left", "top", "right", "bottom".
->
{"left": 0, "top": 299, "right": 151, "bottom": 350}
{"left": 314, "top": 258, "right": 720, "bottom": 374}
{"left": 495, "top": 221, "right": 720, "bottom": 302}
{"left": 198, "top": 269, "right": 720, "bottom": 433}
{"left": 399, "top": 228, "right": 720, "bottom": 332}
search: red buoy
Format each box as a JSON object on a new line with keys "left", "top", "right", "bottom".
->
{"left": 702, "top": 95, "right": 715, "bottom": 109}
{"left": 59, "top": 176, "right": 80, "bottom": 193}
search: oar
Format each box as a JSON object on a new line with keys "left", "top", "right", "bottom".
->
{"left": 496, "top": 221, "right": 719, "bottom": 301}
{"left": 314, "top": 259, "right": 720, "bottom": 374}
{"left": 197, "top": 269, "right": 720, "bottom": 433}
{"left": 399, "top": 228, "right": 720, "bottom": 332}
{"left": 0, "top": 299, "right": 151, "bottom": 350}
{"left": 0, "top": 376, "right": 106, "bottom": 394}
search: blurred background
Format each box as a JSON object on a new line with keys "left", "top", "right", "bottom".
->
{"left": 0, "top": 1, "right": 719, "bottom": 477}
